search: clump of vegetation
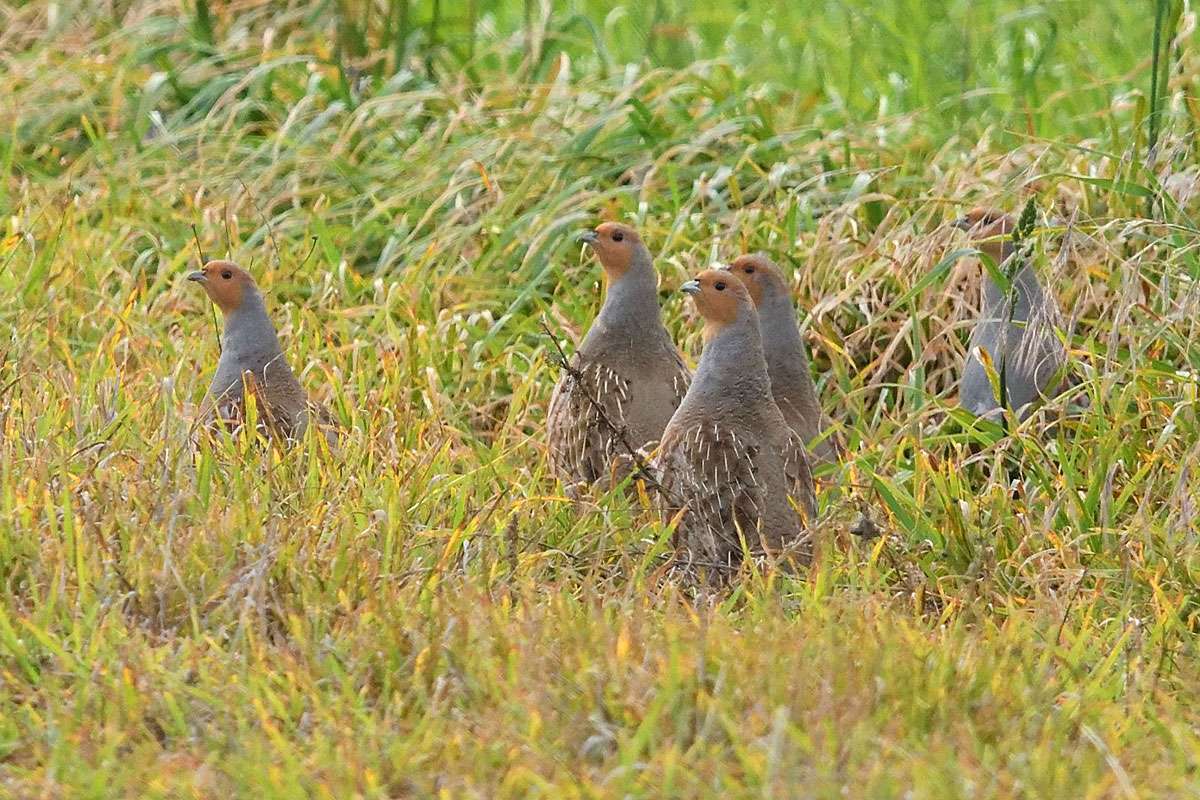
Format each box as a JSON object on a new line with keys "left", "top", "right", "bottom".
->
{"left": 1, "top": 0, "right": 1198, "bottom": 796}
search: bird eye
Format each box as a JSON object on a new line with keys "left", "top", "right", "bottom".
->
{"left": 715, "top": 281, "right": 726, "bottom": 291}
{"left": 611, "top": 231, "right": 624, "bottom": 242}
{"left": 744, "top": 267, "right": 755, "bottom": 274}
{"left": 221, "top": 270, "right": 233, "bottom": 280}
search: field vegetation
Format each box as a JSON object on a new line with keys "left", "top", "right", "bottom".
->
{"left": 2, "top": 0, "right": 1200, "bottom": 796}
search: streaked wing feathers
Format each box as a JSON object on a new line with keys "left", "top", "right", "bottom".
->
{"left": 547, "top": 358, "right": 633, "bottom": 484}
{"left": 658, "top": 421, "right": 764, "bottom": 560}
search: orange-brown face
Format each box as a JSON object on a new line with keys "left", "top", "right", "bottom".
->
{"left": 578, "top": 222, "right": 643, "bottom": 279}
{"left": 954, "top": 207, "right": 1014, "bottom": 264}
{"left": 681, "top": 268, "right": 752, "bottom": 340}
{"left": 725, "top": 253, "right": 788, "bottom": 308}
{"left": 187, "top": 260, "right": 257, "bottom": 313}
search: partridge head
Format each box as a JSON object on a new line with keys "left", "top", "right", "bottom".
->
{"left": 188, "top": 260, "right": 258, "bottom": 314}
{"left": 954, "top": 207, "right": 1015, "bottom": 266}
{"left": 680, "top": 267, "right": 749, "bottom": 342}
{"left": 576, "top": 222, "right": 645, "bottom": 281}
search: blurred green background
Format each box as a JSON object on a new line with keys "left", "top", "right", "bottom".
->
{"left": 5, "top": 0, "right": 1187, "bottom": 171}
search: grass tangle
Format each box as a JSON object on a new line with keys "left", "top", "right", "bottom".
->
{"left": 2, "top": 0, "right": 1200, "bottom": 796}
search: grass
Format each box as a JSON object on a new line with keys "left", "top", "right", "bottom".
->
{"left": 2, "top": 0, "right": 1200, "bottom": 796}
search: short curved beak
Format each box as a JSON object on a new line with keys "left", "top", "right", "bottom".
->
{"left": 576, "top": 230, "right": 599, "bottom": 244}
{"left": 952, "top": 216, "right": 972, "bottom": 231}
{"left": 187, "top": 271, "right": 207, "bottom": 282}
{"left": 680, "top": 279, "right": 701, "bottom": 295}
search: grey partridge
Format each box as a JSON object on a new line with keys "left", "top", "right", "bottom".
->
{"left": 188, "top": 260, "right": 335, "bottom": 445}
{"left": 654, "top": 268, "right": 815, "bottom": 571}
{"left": 724, "top": 253, "right": 839, "bottom": 463}
{"left": 546, "top": 223, "right": 690, "bottom": 488}
{"left": 954, "top": 208, "right": 1068, "bottom": 420}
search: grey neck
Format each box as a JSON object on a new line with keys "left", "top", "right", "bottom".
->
{"left": 222, "top": 290, "right": 283, "bottom": 358}
{"left": 756, "top": 294, "right": 807, "bottom": 370}
{"left": 595, "top": 247, "right": 663, "bottom": 331}
{"left": 691, "top": 309, "right": 772, "bottom": 401}
{"left": 981, "top": 248, "right": 1046, "bottom": 318}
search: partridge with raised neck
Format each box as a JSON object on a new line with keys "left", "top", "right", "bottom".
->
{"left": 655, "top": 269, "right": 815, "bottom": 572}
{"left": 546, "top": 223, "right": 690, "bottom": 488}
{"left": 188, "top": 260, "right": 334, "bottom": 444}
{"left": 725, "top": 253, "right": 838, "bottom": 463}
